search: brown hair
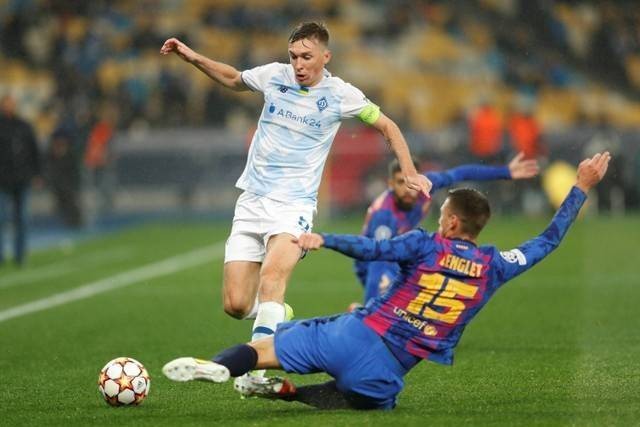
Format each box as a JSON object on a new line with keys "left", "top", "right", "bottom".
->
{"left": 288, "top": 22, "right": 329, "bottom": 46}
{"left": 388, "top": 158, "right": 420, "bottom": 179}
{"left": 446, "top": 188, "right": 491, "bottom": 237}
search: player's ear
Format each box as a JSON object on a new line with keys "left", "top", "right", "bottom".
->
{"left": 323, "top": 49, "right": 331, "bottom": 65}
{"left": 449, "top": 214, "right": 461, "bottom": 233}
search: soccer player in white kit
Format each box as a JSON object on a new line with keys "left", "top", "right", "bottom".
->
{"left": 160, "top": 22, "right": 431, "bottom": 371}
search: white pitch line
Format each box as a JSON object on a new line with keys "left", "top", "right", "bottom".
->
{"left": 0, "top": 242, "right": 225, "bottom": 324}
{"left": 0, "top": 248, "right": 133, "bottom": 289}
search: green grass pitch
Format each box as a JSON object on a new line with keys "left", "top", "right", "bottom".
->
{"left": 1, "top": 215, "right": 639, "bottom": 426}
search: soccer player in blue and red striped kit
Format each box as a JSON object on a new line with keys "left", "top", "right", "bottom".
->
{"left": 163, "top": 152, "right": 610, "bottom": 411}
{"left": 354, "top": 153, "right": 539, "bottom": 307}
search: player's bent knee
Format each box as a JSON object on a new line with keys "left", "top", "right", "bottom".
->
{"left": 222, "top": 295, "right": 253, "bottom": 319}
{"left": 223, "top": 301, "right": 249, "bottom": 319}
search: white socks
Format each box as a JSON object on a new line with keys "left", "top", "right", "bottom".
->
{"left": 251, "top": 301, "right": 285, "bottom": 341}
{"left": 249, "top": 301, "right": 285, "bottom": 378}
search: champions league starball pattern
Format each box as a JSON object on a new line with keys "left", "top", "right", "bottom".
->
{"left": 98, "top": 357, "right": 150, "bottom": 406}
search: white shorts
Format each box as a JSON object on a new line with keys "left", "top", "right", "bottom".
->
{"left": 224, "top": 192, "right": 316, "bottom": 263}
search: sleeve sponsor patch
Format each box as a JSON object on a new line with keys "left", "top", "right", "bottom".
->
{"left": 500, "top": 249, "right": 527, "bottom": 266}
{"left": 374, "top": 225, "right": 392, "bottom": 241}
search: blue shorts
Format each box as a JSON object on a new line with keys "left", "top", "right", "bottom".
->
{"left": 274, "top": 313, "right": 408, "bottom": 409}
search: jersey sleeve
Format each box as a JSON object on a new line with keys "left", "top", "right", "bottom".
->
{"left": 492, "top": 186, "right": 587, "bottom": 284}
{"left": 363, "top": 210, "right": 398, "bottom": 240}
{"left": 240, "top": 62, "right": 286, "bottom": 92}
{"left": 322, "top": 229, "right": 433, "bottom": 262}
{"left": 426, "top": 165, "right": 511, "bottom": 192}
{"left": 339, "top": 83, "right": 380, "bottom": 124}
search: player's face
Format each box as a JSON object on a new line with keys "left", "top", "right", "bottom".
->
{"left": 288, "top": 38, "right": 330, "bottom": 87}
{"left": 390, "top": 172, "right": 419, "bottom": 211}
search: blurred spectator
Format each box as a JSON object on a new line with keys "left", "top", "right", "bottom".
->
{"left": 46, "top": 129, "right": 83, "bottom": 228}
{"left": 0, "top": 95, "right": 42, "bottom": 267}
{"left": 507, "top": 106, "right": 546, "bottom": 159}
{"left": 468, "top": 102, "right": 504, "bottom": 163}
{"left": 506, "top": 104, "right": 547, "bottom": 215}
{"left": 159, "top": 68, "right": 189, "bottom": 126}
{"left": 84, "top": 107, "right": 116, "bottom": 221}
{"left": 204, "top": 85, "right": 229, "bottom": 126}
{"left": 0, "top": 9, "right": 28, "bottom": 60}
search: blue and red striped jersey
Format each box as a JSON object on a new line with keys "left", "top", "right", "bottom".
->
{"left": 326, "top": 186, "right": 586, "bottom": 365}
{"left": 356, "top": 165, "right": 511, "bottom": 302}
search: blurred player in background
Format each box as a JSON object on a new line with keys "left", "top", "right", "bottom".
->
{"left": 162, "top": 152, "right": 609, "bottom": 410}
{"left": 0, "top": 94, "right": 42, "bottom": 267}
{"left": 354, "top": 152, "right": 539, "bottom": 307}
{"left": 160, "top": 22, "right": 431, "bottom": 380}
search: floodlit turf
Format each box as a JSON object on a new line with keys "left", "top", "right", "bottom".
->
{"left": 1, "top": 215, "right": 639, "bottom": 426}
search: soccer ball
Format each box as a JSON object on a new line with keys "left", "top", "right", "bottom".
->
{"left": 98, "top": 357, "right": 150, "bottom": 406}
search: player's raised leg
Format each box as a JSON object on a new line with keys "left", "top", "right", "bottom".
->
{"left": 162, "top": 335, "right": 342, "bottom": 405}
{"left": 222, "top": 210, "right": 265, "bottom": 319}
{"left": 164, "top": 313, "right": 405, "bottom": 409}
{"left": 251, "top": 233, "right": 301, "bottom": 342}
{"left": 163, "top": 337, "right": 277, "bottom": 381}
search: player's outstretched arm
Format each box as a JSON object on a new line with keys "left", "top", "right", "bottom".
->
{"left": 495, "top": 151, "right": 610, "bottom": 283}
{"left": 370, "top": 113, "right": 432, "bottom": 197}
{"left": 294, "top": 230, "right": 429, "bottom": 262}
{"left": 425, "top": 152, "right": 539, "bottom": 193}
{"left": 160, "top": 38, "right": 247, "bottom": 91}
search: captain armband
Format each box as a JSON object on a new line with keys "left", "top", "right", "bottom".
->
{"left": 357, "top": 102, "right": 381, "bottom": 125}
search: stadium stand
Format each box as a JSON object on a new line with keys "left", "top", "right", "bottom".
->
{"left": 1, "top": 0, "right": 639, "bottom": 218}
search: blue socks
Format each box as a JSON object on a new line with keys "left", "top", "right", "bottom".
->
{"left": 212, "top": 344, "right": 258, "bottom": 377}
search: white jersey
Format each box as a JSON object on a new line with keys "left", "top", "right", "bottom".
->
{"left": 236, "top": 62, "right": 380, "bottom": 205}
